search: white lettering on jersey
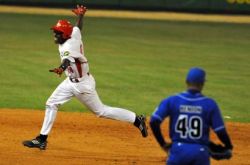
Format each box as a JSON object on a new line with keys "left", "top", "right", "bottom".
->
{"left": 179, "top": 105, "right": 202, "bottom": 114}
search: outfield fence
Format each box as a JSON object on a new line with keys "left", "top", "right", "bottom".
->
{"left": 0, "top": 0, "right": 250, "bottom": 13}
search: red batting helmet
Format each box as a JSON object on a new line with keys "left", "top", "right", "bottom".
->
{"left": 51, "top": 20, "right": 73, "bottom": 39}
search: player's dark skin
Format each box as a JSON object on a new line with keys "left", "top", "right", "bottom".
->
{"left": 53, "top": 31, "right": 67, "bottom": 44}
{"left": 53, "top": 13, "right": 83, "bottom": 45}
{"left": 186, "top": 82, "right": 204, "bottom": 92}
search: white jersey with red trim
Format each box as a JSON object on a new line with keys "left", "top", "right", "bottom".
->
{"left": 58, "top": 27, "right": 89, "bottom": 79}
{"left": 39, "top": 25, "right": 137, "bottom": 138}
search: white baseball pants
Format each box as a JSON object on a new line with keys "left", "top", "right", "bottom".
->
{"left": 40, "top": 74, "right": 136, "bottom": 135}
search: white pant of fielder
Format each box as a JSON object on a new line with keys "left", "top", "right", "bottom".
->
{"left": 40, "top": 74, "right": 136, "bottom": 135}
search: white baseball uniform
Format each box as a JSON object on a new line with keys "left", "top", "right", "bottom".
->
{"left": 40, "top": 27, "right": 136, "bottom": 135}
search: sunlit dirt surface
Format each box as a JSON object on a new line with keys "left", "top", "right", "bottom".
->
{"left": 0, "top": 109, "right": 249, "bottom": 165}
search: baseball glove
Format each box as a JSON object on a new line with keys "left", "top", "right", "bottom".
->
{"left": 208, "top": 141, "right": 232, "bottom": 160}
{"left": 72, "top": 5, "right": 87, "bottom": 16}
{"left": 49, "top": 68, "right": 64, "bottom": 76}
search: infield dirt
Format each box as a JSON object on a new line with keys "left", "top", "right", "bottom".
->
{"left": 0, "top": 109, "right": 249, "bottom": 165}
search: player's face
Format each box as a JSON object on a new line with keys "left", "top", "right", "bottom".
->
{"left": 53, "top": 31, "right": 65, "bottom": 44}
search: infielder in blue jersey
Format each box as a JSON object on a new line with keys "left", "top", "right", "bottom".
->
{"left": 150, "top": 67, "right": 233, "bottom": 165}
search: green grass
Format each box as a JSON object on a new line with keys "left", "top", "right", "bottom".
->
{"left": 0, "top": 13, "right": 250, "bottom": 122}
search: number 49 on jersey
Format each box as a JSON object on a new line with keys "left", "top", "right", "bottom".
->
{"left": 175, "top": 114, "right": 203, "bottom": 139}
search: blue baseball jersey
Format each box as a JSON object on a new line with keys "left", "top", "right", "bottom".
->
{"left": 151, "top": 90, "right": 225, "bottom": 145}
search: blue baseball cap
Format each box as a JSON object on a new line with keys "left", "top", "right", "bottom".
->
{"left": 186, "top": 67, "right": 206, "bottom": 84}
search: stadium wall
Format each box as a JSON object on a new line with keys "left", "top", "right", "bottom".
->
{"left": 0, "top": 0, "right": 250, "bottom": 13}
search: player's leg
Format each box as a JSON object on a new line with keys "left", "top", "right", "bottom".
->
{"left": 74, "top": 89, "right": 148, "bottom": 137}
{"left": 75, "top": 90, "right": 135, "bottom": 122}
{"left": 23, "top": 79, "right": 74, "bottom": 149}
{"left": 167, "top": 143, "right": 210, "bottom": 165}
{"left": 167, "top": 145, "right": 183, "bottom": 165}
{"left": 166, "top": 162, "right": 178, "bottom": 165}
{"left": 40, "top": 80, "right": 74, "bottom": 135}
{"left": 192, "top": 146, "right": 210, "bottom": 165}
{"left": 73, "top": 74, "right": 135, "bottom": 122}
{"left": 167, "top": 143, "right": 193, "bottom": 165}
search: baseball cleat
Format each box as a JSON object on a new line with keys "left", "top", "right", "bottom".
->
{"left": 136, "top": 115, "right": 148, "bottom": 137}
{"left": 23, "top": 136, "right": 47, "bottom": 150}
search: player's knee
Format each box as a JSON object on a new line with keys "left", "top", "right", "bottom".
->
{"left": 94, "top": 108, "right": 112, "bottom": 118}
{"left": 95, "top": 107, "right": 111, "bottom": 118}
{"left": 45, "top": 104, "right": 58, "bottom": 111}
{"left": 87, "top": 104, "right": 106, "bottom": 117}
{"left": 93, "top": 109, "right": 104, "bottom": 117}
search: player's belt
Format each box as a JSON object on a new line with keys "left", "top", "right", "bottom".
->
{"left": 70, "top": 72, "right": 90, "bottom": 83}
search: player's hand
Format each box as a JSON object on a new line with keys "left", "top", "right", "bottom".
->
{"left": 208, "top": 141, "right": 233, "bottom": 160}
{"left": 161, "top": 142, "right": 172, "bottom": 153}
{"left": 49, "top": 68, "right": 64, "bottom": 76}
{"left": 72, "top": 5, "right": 87, "bottom": 16}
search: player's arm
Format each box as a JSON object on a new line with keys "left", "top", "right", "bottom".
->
{"left": 215, "top": 129, "right": 233, "bottom": 150}
{"left": 150, "top": 99, "right": 172, "bottom": 152}
{"left": 75, "top": 12, "right": 83, "bottom": 30}
{"left": 49, "top": 59, "right": 71, "bottom": 76}
{"left": 150, "top": 119, "right": 171, "bottom": 152}
{"left": 211, "top": 101, "right": 233, "bottom": 150}
{"left": 59, "top": 59, "right": 71, "bottom": 70}
{"left": 72, "top": 5, "right": 87, "bottom": 31}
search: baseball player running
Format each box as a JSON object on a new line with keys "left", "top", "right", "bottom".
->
{"left": 23, "top": 5, "right": 148, "bottom": 150}
{"left": 150, "top": 67, "right": 233, "bottom": 165}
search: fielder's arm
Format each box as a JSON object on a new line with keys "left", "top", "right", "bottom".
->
{"left": 150, "top": 118, "right": 172, "bottom": 153}
{"left": 215, "top": 129, "right": 233, "bottom": 150}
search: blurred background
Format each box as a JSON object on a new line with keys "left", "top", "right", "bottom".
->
{"left": 0, "top": 0, "right": 250, "bottom": 14}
